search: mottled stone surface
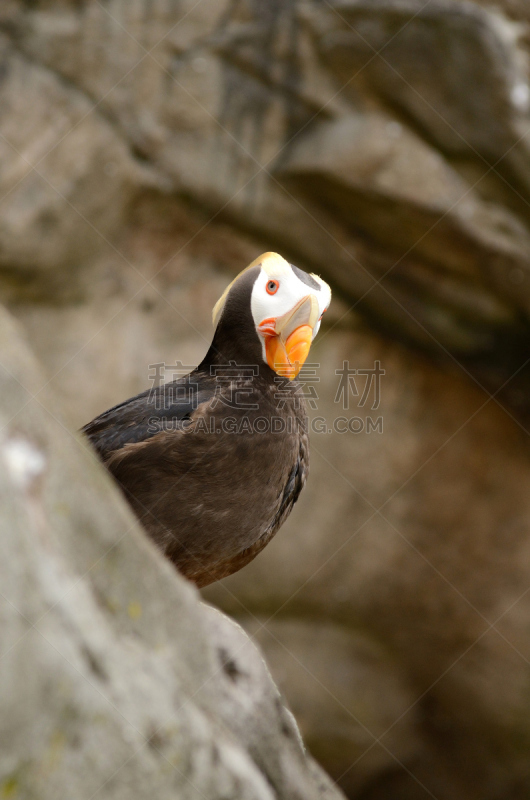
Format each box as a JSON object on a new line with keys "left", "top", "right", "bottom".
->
{"left": 2, "top": 1, "right": 530, "bottom": 798}
{"left": 0, "top": 306, "right": 343, "bottom": 800}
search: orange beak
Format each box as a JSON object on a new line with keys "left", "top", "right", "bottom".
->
{"left": 258, "top": 295, "right": 319, "bottom": 380}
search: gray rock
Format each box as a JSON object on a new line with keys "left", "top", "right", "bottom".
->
{"left": 4, "top": 0, "right": 530, "bottom": 359}
{"left": 318, "top": 0, "right": 529, "bottom": 160}
{"left": 4, "top": 1, "right": 530, "bottom": 798}
{"left": 0, "top": 304, "right": 344, "bottom": 800}
{"left": 0, "top": 33, "right": 137, "bottom": 286}
{"left": 238, "top": 617, "right": 423, "bottom": 799}
{"left": 205, "top": 325, "right": 530, "bottom": 799}
{"left": 202, "top": 607, "right": 341, "bottom": 800}
{"left": 280, "top": 110, "right": 530, "bottom": 344}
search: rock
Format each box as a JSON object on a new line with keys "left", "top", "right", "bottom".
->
{"left": 314, "top": 0, "right": 530, "bottom": 160}
{"left": 205, "top": 324, "right": 530, "bottom": 799}
{"left": 0, "top": 33, "right": 137, "bottom": 291}
{"left": 4, "top": 1, "right": 530, "bottom": 798}
{"left": 4, "top": 0, "right": 530, "bottom": 362}
{"left": 280, "top": 110, "right": 530, "bottom": 347}
{"left": 202, "top": 607, "right": 341, "bottom": 800}
{"left": 0, "top": 304, "right": 343, "bottom": 800}
{"left": 238, "top": 617, "right": 423, "bottom": 799}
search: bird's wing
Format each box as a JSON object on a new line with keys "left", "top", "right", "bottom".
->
{"left": 273, "top": 433, "right": 309, "bottom": 527}
{"left": 81, "top": 373, "right": 215, "bottom": 462}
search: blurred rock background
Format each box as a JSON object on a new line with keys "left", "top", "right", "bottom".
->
{"left": 2, "top": 0, "right": 530, "bottom": 798}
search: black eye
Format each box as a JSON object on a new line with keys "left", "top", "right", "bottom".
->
{"left": 266, "top": 279, "right": 279, "bottom": 295}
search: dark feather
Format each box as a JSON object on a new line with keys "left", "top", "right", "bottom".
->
{"left": 82, "top": 263, "right": 310, "bottom": 588}
{"left": 82, "top": 372, "right": 215, "bottom": 460}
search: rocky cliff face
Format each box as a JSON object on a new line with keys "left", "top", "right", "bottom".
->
{"left": 2, "top": 1, "right": 530, "bottom": 799}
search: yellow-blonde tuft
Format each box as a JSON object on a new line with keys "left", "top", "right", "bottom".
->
{"left": 212, "top": 252, "right": 290, "bottom": 328}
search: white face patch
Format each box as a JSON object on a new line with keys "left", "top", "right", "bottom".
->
{"left": 250, "top": 257, "right": 331, "bottom": 361}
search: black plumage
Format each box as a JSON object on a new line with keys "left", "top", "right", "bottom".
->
{"left": 82, "top": 255, "right": 329, "bottom": 587}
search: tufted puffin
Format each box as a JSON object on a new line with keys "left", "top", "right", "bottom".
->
{"left": 82, "top": 252, "right": 331, "bottom": 587}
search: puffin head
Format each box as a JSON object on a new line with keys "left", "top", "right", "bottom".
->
{"left": 212, "top": 252, "right": 331, "bottom": 380}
